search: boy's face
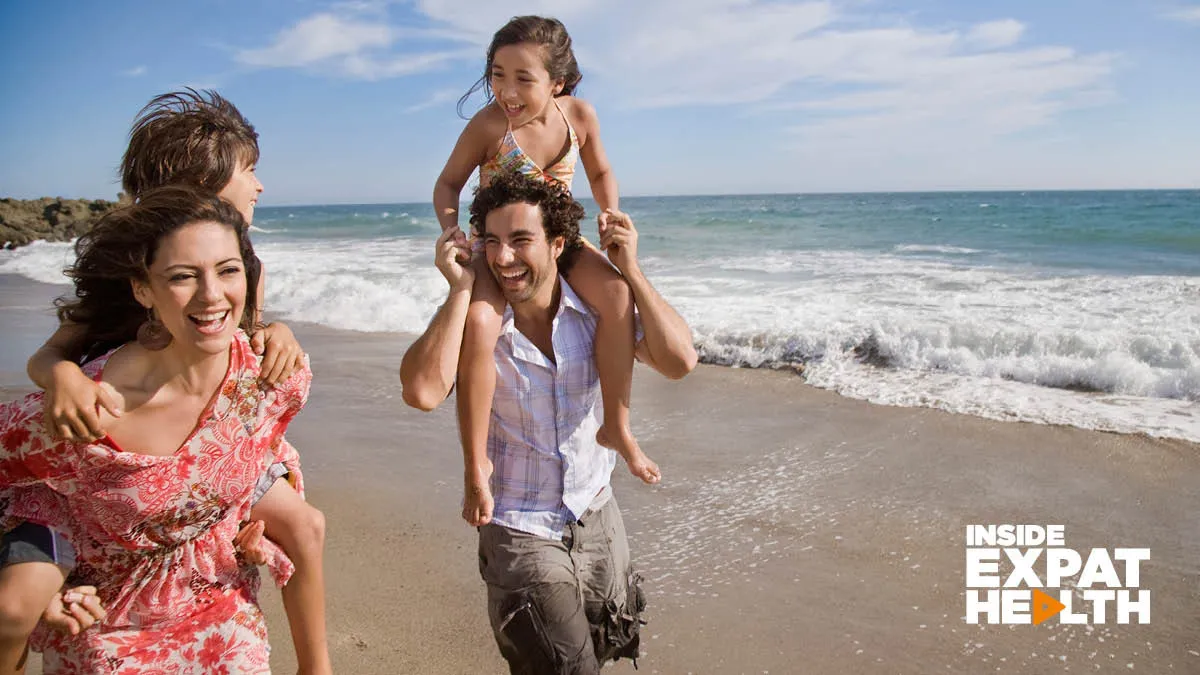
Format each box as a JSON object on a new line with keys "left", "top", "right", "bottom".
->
{"left": 219, "top": 161, "right": 263, "bottom": 224}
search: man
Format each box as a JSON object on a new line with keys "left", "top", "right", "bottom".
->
{"left": 400, "top": 172, "right": 696, "bottom": 672}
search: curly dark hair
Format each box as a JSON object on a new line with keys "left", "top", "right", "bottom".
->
{"left": 121, "top": 88, "right": 260, "bottom": 197}
{"left": 458, "top": 15, "right": 582, "bottom": 117}
{"left": 56, "top": 185, "right": 261, "bottom": 351}
{"left": 468, "top": 172, "right": 584, "bottom": 269}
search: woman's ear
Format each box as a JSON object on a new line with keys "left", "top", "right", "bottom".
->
{"left": 130, "top": 278, "right": 153, "bottom": 310}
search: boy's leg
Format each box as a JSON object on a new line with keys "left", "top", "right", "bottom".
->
{"left": 249, "top": 479, "right": 331, "bottom": 675}
{"left": 478, "top": 524, "right": 600, "bottom": 675}
{"left": 565, "top": 248, "right": 660, "bottom": 484}
{"left": 458, "top": 257, "right": 506, "bottom": 526}
{"left": 0, "top": 552, "right": 65, "bottom": 675}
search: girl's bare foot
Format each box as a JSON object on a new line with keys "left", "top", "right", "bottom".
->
{"left": 597, "top": 425, "right": 661, "bottom": 484}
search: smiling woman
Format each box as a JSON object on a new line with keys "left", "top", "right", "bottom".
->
{"left": 0, "top": 185, "right": 310, "bottom": 673}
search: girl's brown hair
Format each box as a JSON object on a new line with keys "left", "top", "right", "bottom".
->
{"left": 458, "top": 16, "right": 582, "bottom": 118}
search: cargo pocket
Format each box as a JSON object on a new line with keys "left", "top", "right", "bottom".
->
{"left": 596, "top": 571, "right": 647, "bottom": 667}
{"left": 497, "top": 597, "right": 561, "bottom": 674}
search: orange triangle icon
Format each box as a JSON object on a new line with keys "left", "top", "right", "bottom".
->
{"left": 1031, "top": 588, "right": 1066, "bottom": 625}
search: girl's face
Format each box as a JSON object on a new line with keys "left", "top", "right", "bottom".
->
{"left": 218, "top": 160, "right": 263, "bottom": 225}
{"left": 490, "top": 42, "right": 564, "bottom": 125}
{"left": 133, "top": 220, "right": 247, "bottom": 356}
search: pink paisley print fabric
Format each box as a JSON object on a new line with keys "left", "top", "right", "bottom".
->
{"left": 0, "top": 331, "right": 310, "bottom": 674}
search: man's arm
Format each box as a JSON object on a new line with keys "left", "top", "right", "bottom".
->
{"left": 598, "top": 210, "right": 698, "bottom": 380}
{"left": 399, "top": 227, "right": 475, "bottom": 411}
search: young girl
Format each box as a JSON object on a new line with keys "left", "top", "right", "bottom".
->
{"left": 3, "top": 90, "right": 330, "bottom": 675}
{"left": 433, "top": 16, "right": 659, "bottom": 527}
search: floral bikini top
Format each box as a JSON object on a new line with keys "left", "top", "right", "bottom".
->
{"left": 480, "top": 98, "right": 579, "bottom": 189}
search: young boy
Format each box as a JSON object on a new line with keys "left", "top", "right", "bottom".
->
{"left": 1, "top": 89, "right": 331, "bottom": 675}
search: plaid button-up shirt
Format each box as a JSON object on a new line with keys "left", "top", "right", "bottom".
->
{"left": 487, "top": 278, "right": 617, "bottom": 540}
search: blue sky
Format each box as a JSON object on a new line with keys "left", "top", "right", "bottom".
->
{"left": 1, "top": 0, "right": 1197, "bottom": 205}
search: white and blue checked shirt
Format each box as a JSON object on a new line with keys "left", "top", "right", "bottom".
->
{"left": 488, "top": 277, "right": 618, "bottom": 540}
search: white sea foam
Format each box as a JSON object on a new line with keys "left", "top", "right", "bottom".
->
{"left": 4, "top": 240, "right": 1197, "bottom": 441}
{"left": 894, "top": 244, "right": 982, "bottom": 254}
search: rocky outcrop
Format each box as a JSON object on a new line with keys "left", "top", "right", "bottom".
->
{"left": 0, "top": 197, "right": 125, "bottom": 249}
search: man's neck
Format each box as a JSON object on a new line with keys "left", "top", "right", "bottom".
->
{"left": 510, "top": 276, "right": 562, "bottom": 361}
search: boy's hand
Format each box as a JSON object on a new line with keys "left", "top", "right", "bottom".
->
{"left": 435, "top": 226, "right": 475, "bottom": 292}
{"left": 252, "top": 322, "right": 304, "bottom": 387}
{"left": 44, "top": 365, "right": 123, "bottom": 442}
{"left": 598, "top": 209, "right": 641, "bottom": 276}
{"left": 42, "top": 586, "right": 106, "bottom": 635}
{"left": 232, "top": 520, "right": 268, "bottom": 565}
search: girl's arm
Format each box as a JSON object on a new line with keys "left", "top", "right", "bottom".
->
{"left": 434, "top": 113, "right": 493, "bottom": 232}
{"left": 27, "top": 322, "right": 122, "bottom": 441}
{"left": 574, "top": 99, "right": 620, "bottom": 222}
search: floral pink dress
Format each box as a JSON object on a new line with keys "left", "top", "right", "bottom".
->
{"left": 0, "top": 331, "right": 309, "bottom": 674}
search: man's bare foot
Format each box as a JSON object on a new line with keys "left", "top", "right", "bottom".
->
{"left": 597, "top": 425, "right": 661, "bottom": 484}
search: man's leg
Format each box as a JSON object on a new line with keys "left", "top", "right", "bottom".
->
{"left": 573, "top": 498, "right": 646, "bottom": 666}
{"left": 478, "top": 524, "right": 600, "bottom": 675}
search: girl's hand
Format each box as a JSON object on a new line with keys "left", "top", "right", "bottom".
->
{"left": 232, "top": 520, "right": 268, "bottom": 565}
{"left": 43, "top": 365, "right": 123, "bottom": 442}
{"left": 252, "top": 322, "right": 304, "bottom": 387}
{"left": 42, "top": 586, "right": 106, "bottom": 635}
{"left": 598, "top": 209, "right": 640, "bottom": 276}
{"left": 435, "top": 226, "right": 475, "bottom": 292}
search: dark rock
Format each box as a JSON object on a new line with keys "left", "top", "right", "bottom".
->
{"left": 0, "top": 197, "right": 122, "bottom": 249}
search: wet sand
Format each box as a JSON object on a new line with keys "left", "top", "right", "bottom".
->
{"left": 4, "top": 275, "right": 1197, "bottom": 674}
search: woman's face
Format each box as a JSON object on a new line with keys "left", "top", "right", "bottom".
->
{"left": 133, "top": 220, "right": 247, "bottom": 355}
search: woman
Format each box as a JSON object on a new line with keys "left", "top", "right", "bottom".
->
{"left": 0, "top": 185, "right": 309, "bottom": 673}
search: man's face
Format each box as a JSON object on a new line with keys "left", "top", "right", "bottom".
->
{"left": 483, "top": 201, "right": 564, "bottom": 307}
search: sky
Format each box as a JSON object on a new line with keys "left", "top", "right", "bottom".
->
{"left": 1, "top": 0, "right": 1198, "bottom": 205}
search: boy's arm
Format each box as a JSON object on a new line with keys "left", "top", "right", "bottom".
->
{"left": 399, "top": 227, "right": 475, "bottom": 411}
{"left": 599, "top": 211, "right": 698, "bottom": 380}
{"left": 247, "top": 264, "right": 305, "bottom": 386}
{"left": 27, "top": 322, "right": 122, "bottom": 441}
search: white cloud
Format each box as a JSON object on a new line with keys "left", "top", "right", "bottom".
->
{"left": 1165, "top": 5, "right": 1200, "bottom": 23}
{"left": 122, "top": 65, "right": 147, "bottom": 77}
{"left": 964, "top": 19, "right": 1024, "bottom": 49}
{"left": 403, "top": 88, "right": 461, "bottom": 113}
{"left": 241, "top": 0, "right": 1118, "bottom": 163}
{"left": 235, "top": 11, "right": 472, "bottom": 80}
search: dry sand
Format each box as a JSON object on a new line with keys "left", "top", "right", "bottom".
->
{"left": 4, "top": 276, "right": 1197, "bottom": 674}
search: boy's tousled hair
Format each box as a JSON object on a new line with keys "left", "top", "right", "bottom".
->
{"left": 458, "top": 15, "right": 582, "bottom": 118}
{"left": 121, "top": 88, "right": 259, "bottom": 197}
{"left": 468, "top": 172, "right": 584, "bottom": 270}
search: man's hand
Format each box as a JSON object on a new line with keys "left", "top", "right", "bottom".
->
{"left": 251, "top": 322, "right": 304, "bottom": 387}
{"left": 44, "top": 365, "right": 123, "bottom": 442}
{"left": 598, "top": 208, "right": 641, "bottom": 277}
{"left": 436, "top": 226, "right": 475, "bottom": 292}
{"left": 42, "top": 586, "right": 106, "bottom": 635}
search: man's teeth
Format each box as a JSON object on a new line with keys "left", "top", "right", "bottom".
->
{"left": 501, "top": 270, "right": 526, "bottom": 280}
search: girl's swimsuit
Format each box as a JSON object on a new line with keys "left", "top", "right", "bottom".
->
{"left": 481, "top": 98, "right": 579, "bottom": 189}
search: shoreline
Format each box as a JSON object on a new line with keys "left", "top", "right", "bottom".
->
{"left": 3, "top": 273, "right": 1197, "bottom": 674}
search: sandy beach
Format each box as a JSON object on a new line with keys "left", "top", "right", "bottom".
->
{"left": 3, "top": 274, "right": 1197, "bottom": 674}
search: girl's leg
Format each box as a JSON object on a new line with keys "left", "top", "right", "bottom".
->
{"left": 458, "top": 256, "right": 506, "bottom": 526}
{"left": 249, "top": 481, "right": 331, "bottom": 675}
{"left": 0, "top": 563, "right": 64, "bottom": 675}
{"left": 566, "top": 247, "right": 660, "bottom": 484}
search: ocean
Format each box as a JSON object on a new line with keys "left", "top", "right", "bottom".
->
{"left": 3, "top": 189, "right": 1197, "bottom": 441}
